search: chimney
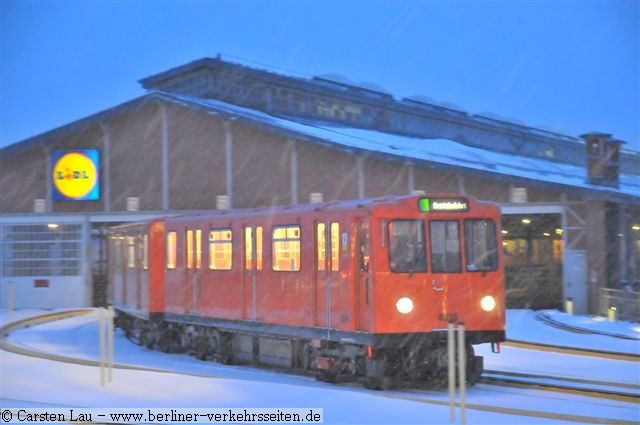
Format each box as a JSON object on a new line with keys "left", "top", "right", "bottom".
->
{"left": 580, "top": 132, "right": 624, "bottom": 188}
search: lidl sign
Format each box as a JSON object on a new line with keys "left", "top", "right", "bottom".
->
{"left": 52, "top": 150, "right": 100, "bottom": 201}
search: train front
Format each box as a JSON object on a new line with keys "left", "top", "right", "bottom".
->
{"left": 368, "top": 195, "right": 505, "bottom": 383}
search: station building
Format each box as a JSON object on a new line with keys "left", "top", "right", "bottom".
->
{"left": 1, "top": 57, "right": 639, "bottom": 318}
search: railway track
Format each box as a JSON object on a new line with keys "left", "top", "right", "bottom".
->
{"left": 503, "top": 340, "right": 640, "bottom": 362}
{"left": 482, "top": 370, "right": 639, "bottom": 403}
{"left": 2, "top": 310, "right": 638, "bottom": 425}
{"left": 537, "top": 311, "right": 640, "bottom": 342}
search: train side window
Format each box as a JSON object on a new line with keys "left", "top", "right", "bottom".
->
{"left": 331, "top": 222, "right": 339, "bottom": 271}
{"left": 195, "top": 229, "right": 202, "bottom": 269}
{"left": 430, "top": 221, "right": 461, "bottom": 273}
{"left": 209, "top": 229, "right": 233, "bottom": 270}
{"left": 464, "top": 220, "right": 498, "bottom": 272}
{"left": 245, "top": 227, "right": 253, "bottom": 270}
{"left": 167, "top": 231, "right": 177, "bottom": 269}
{"left": 273, "top": 225, "right": 301, "bottom": 271}
{"left": 245, "top": 227, "right": 263, "bottom": 270}
{"left": 142, "top": 234, "right": 148, "bottom": 270}
{"left": 186, "top": 229, "right": 194, "bottom": 269}
{"left": 256, "top": 226, "right": 263, "bottom": 270}
{"left": 127, "top": 237, "right": 135, "bottom": 268}
{"left": 388, "top": 220, "right": 426, "bottom": 273}
{"left": 359, "top": 223, "right": 369, "bottom": 272}
{"left": 317, "top": 223, "right": 326, "bottom": 271}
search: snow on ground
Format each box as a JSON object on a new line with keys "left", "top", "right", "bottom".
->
{"left": 2, "top": 349, "right": 599, "bottom": 425}
{"left": 499, "top": 309, "right": 640, "bottom": 355}
{"left": 2, "top": 308, "right": 639, "bottom": 424}
{"left": 540, "top": 309, "right": 640, "bottom": 340}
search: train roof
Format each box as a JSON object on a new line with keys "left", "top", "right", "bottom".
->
{"left": 162, "top": 194, "right": 496, "bottom": 226}
{"left": 108, "top": 194, "right": 500, "bottom": 233}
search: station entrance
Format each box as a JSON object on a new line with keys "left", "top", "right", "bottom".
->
{"left": 501, "top": 213, "right": 564, "bottom": 310}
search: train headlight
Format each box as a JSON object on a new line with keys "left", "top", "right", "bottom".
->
{"left": 396, "top": 297, "right": 414, "bottom": 314}
{"left": 481, "top": 295, "right": 496, "bottom": 312}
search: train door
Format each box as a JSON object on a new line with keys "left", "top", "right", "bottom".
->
{"left": 184, "top": 228, "right": 201, "bottom": 314}
{"left": 355, "top": 219, "right": 370, "bottom": 331}
{"left": 243, "top": 225, "right": 263, "bottom": 320}
{"left": 314, "top": 219, "right": 340, "bottom": 328}
{"left": 429, "top": 219, "right": 464, "bottom": 325}
{"left": 136, "top": 232, "right": 143, "bottom": 310}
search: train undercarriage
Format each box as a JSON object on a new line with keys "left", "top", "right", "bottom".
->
{"left": 116, "top": 310, "right": 488, "bottom": 389}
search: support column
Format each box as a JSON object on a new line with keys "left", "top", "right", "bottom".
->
{"left": 407, "top": 164, "right": 415, "bottom": 194}
{"left": 99, "top": 122, "right": 111, "bottom": 212}
{"left": 42, "top": 144, "right": 52, "bottom": 212}
{"left": 456, "top": 175, "right": 466, "bottom": 195}
{"left": 160, "top": 103, "right": 169, "bottom": 211}
{"left": 357, "top": 157, "right": 365, "bottom": 199}
{"left": 223, "top": 121, "right": 233, "bottom": 209}
{"left": 289, "top": 139, "right": 298, "bottom": 204}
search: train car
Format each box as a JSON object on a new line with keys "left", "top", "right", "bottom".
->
{"left": 108, "top": 219, "right": 165, "bottom": 337}
{"left": 108, "top": 194, "right": 505, "bottom": 387}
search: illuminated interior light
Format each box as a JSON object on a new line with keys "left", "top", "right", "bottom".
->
{"left": 501, "top": 230, "right": 508, "bottom": 235}
{"left": 555, "top": 228, "right": 564, "bottom": 235}
{"left": 543, "top": 232, "right": 550, "bottom": 237}
{"left": 502, "top": 241, "right": 508, "bottom": 247}
{"left": 481, "top": 295, "right": 496, "bottom": 312}
{"left": 521, "top": 218, "right": 531, "bottom": 225}
{"left": 47, "top": 223, "right": 59, "bottom": 229}
{"left": 632, "top": 225, "right": 640, "bottom": 231}
{"left": 396, "top": 297, "right": 414, "bottom": 314}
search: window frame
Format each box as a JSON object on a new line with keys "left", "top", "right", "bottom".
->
{"left": 464, "top": 219, "right": 499, "bottom": 273}
{"left": 166, "top": 231, "right": 177, "bottom": 269}
{"left": 272, "top": 224, "right": 301, "bottom": 272}
{"left": 387, "top": 219, "right": 428, "bottom": 274}
{"left": 208, "top": 228, "right": 233, "bottom": 271}
{"left": 429, "top": 220, "right": 462, "bottom": 274}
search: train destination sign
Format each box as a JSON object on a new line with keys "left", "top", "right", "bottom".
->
{"left": 52, "top": 149, "right": 100, "bottom": 201}
{"left": 418, "top": 197, "right": 469, "bottom": 212}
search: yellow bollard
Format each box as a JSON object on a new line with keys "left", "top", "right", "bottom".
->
{"left": 608, "top": 306, "right": 617, "bottom": 322}
{"left": 565, "top": 298, "right": 574, "bottom": 315}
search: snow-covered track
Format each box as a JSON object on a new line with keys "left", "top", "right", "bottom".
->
{"left": 503, "top": 340, "right": 640, "bottom": 362}
{"left": 2, "top": 310, "right": 637, "bottom": 425}
{"left": 537, "top": 311, "right": 640, "bottom": 341}
{"left": 379, "top": 390, "right": 639, "bottom": 425}
{"left": 482, "top": 370, "right": 640, "bottom": 403}
{"left": 0, "top": 309, "right": 255, "bottom": 381}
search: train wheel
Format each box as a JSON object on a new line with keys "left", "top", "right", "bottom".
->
{"left": 194, "top": 336, "right": 209, "bottom": 361}
{"left": 158, "top": 327, "right": 180, "bottom": 353}
{"left": 141, "top": 323, "right": 157, "bottom": 349}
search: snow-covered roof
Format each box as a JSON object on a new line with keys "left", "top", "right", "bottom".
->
{"left": 156, "top": 92, "right": 640, "bottom": 203}
{"left": 2, "top": 90, "right": 637, "bottom": 204}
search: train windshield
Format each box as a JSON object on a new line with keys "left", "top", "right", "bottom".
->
{"left": 464, "top": 219, "right": 498, "bottom": 272}
{"left": 388, "top": 220, "right": 427, "bottom": 273}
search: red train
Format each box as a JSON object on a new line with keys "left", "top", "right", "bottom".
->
{"left": 108, "top": 194, "right": 505, "bottom": 387}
